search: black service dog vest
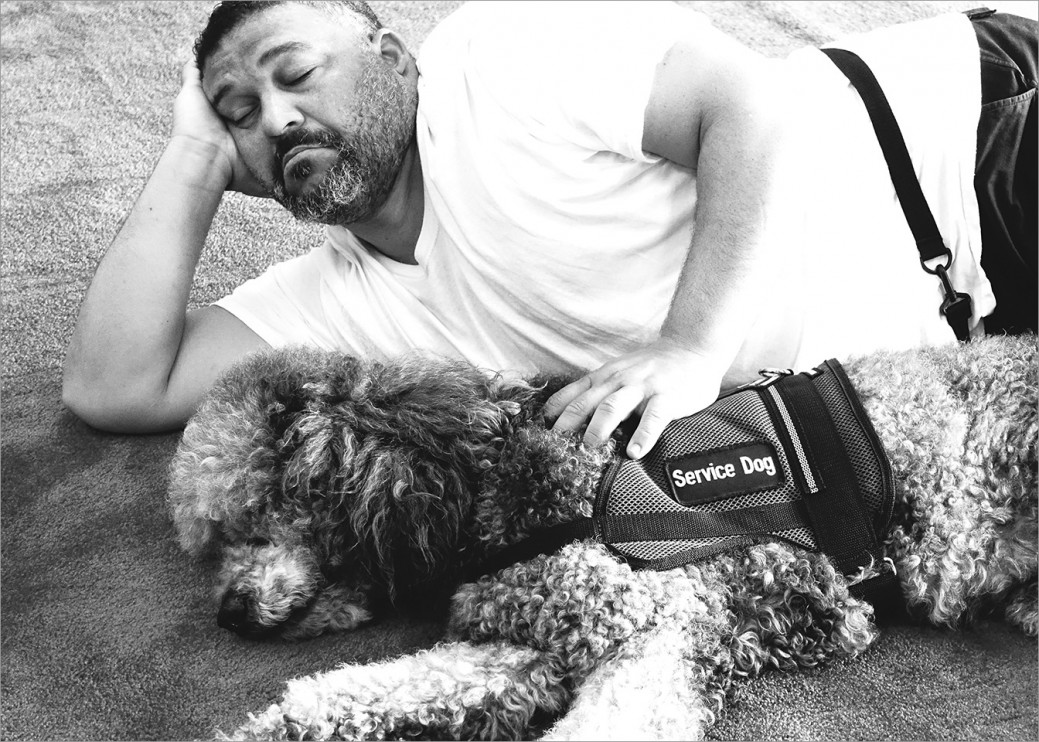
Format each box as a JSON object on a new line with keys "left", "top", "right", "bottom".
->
{"left": 478, "top": 359, "right": 897, "bottom": 599}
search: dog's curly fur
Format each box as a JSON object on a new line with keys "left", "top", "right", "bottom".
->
{"left": 168, "top": 335, "right": 1038, "bottom": 740}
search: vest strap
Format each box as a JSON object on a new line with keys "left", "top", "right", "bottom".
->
{"left": 471, "top": 500, "right": 808, "bottom": 580}
{"left": 774, "top": 369, "right": 882, "bottom": 575}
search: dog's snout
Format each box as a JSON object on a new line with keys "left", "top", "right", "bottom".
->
{"left": 217, "top": 592, "right": 252, "bottom": 634}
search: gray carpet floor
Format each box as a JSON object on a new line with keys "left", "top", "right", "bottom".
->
{"left": 2, "top": 2, "right": 1036, "bottom": 739}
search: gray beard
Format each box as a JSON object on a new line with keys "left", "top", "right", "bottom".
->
{"left": 269, "top": 61, "right": 417, "bottom": 226}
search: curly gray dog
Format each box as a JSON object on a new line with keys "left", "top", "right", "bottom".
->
{"left": 168, "top": 334, "right": 1037, "bottom": 740}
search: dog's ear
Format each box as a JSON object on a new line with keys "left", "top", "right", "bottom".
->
{"left": 168, "top": 347, "right": 361, "bottom": 556}
{"left": 168, "top": 392, "right": 270, "bottom": 556}
{"left": 168, "top": 383, "right": 289, "bottom": 556}
{"left": 287, "top": 355, "right": 537, "bottom": 604}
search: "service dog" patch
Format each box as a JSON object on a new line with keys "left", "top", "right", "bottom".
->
{"left": 665, "top": 442, "right": 783, "bottom": 505}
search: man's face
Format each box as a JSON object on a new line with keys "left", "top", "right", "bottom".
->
{"left": 201, "top": 5, "right": 417, "bottom": 225}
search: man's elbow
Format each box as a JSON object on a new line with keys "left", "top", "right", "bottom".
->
{"left": 61, "top": 366, "right": 182, "bottom": 434}
{"left": 61, "top": 374, "right": 134, "bottom": 432}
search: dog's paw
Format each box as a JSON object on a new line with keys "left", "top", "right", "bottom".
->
{"left": 221, "top": 703, "right": 342, "bottom": 741}
{"left": 223, "top": 684, "right": 381, "bottom": 741}
{"left": 217, "top": 704, "right": 292, "bottom": 741}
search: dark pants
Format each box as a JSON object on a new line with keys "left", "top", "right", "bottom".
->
{"left": 970, "top": 10, "right": 1038, "bottom": 334}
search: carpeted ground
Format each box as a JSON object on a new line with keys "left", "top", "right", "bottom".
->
{"left": 1, "top": 2, "right": 1036, "bottom": 740}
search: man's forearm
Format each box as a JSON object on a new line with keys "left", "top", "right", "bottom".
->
{"left": 63, "top": 137, "right": 228, "bottom": 421}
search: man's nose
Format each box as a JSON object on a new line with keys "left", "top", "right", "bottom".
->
{"left": 260, "top": 94, "right": 303, "bottom": 139}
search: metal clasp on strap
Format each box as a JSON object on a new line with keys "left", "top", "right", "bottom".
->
{"left": 922, "top": 253, "right": 972, "bottom": 342}
{"left": 936, "top": 265, "right": 973, "bottom": 341}
{"left": 719, "top": 368, "right": 793, "bottom": 399}
{"left": 752, "top": 368, "right": 795, "bottom": 387}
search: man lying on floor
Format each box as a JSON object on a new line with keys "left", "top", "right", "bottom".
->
{"left": 63, "top": 1, "right": 1037, "bottom": 456}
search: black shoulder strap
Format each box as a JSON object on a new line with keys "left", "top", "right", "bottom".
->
{"left": 820, "top": 47, "right": 972, "bottom": 343}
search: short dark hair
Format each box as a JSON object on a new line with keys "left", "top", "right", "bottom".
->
{"left": 193, "top": 1, "right": 383, "bottom": 72}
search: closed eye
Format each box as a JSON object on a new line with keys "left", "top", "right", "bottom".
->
{"left": 227, "top": 107, "right": 257, "bottom": 128}
{"left": 287, "top": 68, "right": 315, "bottom": 86}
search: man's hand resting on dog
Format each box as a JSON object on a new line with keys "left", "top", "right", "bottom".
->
{"left": 544, "top": 339, "right": 727, "bottom": 460}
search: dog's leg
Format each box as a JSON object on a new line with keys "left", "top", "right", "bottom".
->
{"left": 450, "top": 543, "right": 713, "bottom": 683}
{"left": 848, "top": 337, "right": 1038, "bottom": 631}
{"left": 718, "top": 542, "right": 880, "bottom": 675}
{"left": 539, "top": 624, "right": 716, "bottom": 741}
{"left": 890, "top": 412, "right": 1039, "bottom": 630}
{"left": 451, "top": 542, "right": 727, "bottom": 737}
{"left": 453, "top": 541, "right": 877, "bottom": 739}
{"left": 224, "top": 640, "right": 570, "bottom": 741}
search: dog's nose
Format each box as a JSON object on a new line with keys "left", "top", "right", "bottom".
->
{"left": 217, "top": 592, "right": 252, "bottom": 634}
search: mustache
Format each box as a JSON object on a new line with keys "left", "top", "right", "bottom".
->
{"left": 274, "top": 128, "right": 348, "bottom": 163}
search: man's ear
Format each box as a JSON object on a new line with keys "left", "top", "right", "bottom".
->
{"left": 373, "top": 29, "right": 416, "bottom": 78}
